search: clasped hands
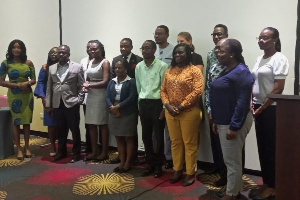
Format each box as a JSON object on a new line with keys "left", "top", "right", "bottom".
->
{"left": 18, "top": 82, "right": 31, "bottom": 92}
{"left": 165, "top": 104, "right": 183, "bottom": 117}
{"left": 110, "top": 104, "right": 121, "bottom": 118}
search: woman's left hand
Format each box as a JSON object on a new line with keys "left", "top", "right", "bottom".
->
{"left": 83, "top": 81, "right": 89, "bottom": 88}
{"left": 226, "top": 129, "right": 237, "bottom": 140}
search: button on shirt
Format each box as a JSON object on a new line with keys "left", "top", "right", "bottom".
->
{"left": 113, "top": 75, "right": 131, "bottom": 101}
{"left": 135, "top": 58, "right": 168, "bottom": 100}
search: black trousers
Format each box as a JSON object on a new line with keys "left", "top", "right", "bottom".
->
{"left": 254, "top": 104, "right": 276, "bottom": 188}
{"left": 82, "top": 105, "right": 91, "bottom": 153}
{"left": 139, "top": 99, "right": 165, "bottom": 168}
{"left": 53, "top": 102, "right": 81, "bottom": 156}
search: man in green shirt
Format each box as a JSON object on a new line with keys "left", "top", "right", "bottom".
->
{"left": 135, "top": 40, "right": 168, "bottom": 178}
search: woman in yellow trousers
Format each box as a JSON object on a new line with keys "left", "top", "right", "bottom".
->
{"left": 161, "top": 43, "right": 204, "bottom": 186}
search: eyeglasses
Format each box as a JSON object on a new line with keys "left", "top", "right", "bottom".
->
{"left": 153, "top": 32, "right": 166, "bottom": 36}
{"left": 140, "top": 47, "right": 152, "bottom": 51}
{"left": 211, "top": 32, "right": 223, "bottom": 37}
{"left": 256, "top": 36, "right": 270, "bottom": 41}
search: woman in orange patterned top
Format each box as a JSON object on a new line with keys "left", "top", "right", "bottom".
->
{"left": 161, "top": 43, "right": 204, "bottom": 186}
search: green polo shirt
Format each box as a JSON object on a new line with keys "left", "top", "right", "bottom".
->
{"left": 135, "top": 58, "right": 168, "bottom": 100}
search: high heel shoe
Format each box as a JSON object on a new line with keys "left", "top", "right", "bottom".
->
{"left": 17, "top": 156, "right": 24, "bottom": 161}
{"left": 24, "top": 154, "right": 33, "bottom": 158}
{"left": 16, "top": 150, "right": 24, "bottom": 161}
{"left": 169, "top": 170, "right": 183, "bottom": 184}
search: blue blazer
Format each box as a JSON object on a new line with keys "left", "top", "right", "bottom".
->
{"left": 106, "top": 77, "right": 138, "bottom": 116}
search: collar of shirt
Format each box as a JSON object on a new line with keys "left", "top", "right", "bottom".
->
{"left": 112, "top": 75, "right": 131, "bottom": 84}
{"left": 58, "top": 60, "right": 70, "bottom": 68}
{"left": 124, "top": 53, "right": 132, "bottom": 62}
{"left": 142, "top": 58, "right": 157, "bottom": 68}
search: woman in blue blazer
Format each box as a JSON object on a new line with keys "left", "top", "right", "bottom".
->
{"left": 106, "top": 59, "right": 138, "bottom": 173}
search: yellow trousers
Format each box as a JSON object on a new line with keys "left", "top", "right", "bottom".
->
{"left": 165, "top": 107, "right": 201, "bottom": 175}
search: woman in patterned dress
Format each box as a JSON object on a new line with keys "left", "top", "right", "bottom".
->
{"left": 34, "top": 47, "right": 58, "bottom": 156}
{"left": 0, "top": 39, "right": 36, "bottom": 160}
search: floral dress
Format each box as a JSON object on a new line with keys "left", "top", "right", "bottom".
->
{"left": 0, "top": 60, "right": 35, "bottom": 125}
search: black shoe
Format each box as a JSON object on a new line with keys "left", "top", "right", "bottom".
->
{"left": 249, "top": 188, "right": 261, "bottom": 199}
{"left": 113, "top": 167, "right": 121, "bottom": 173}
{"left": 119, "top": 167, "right": 131, "bottom": 173}
{"left": 109, "top": 157, "right": 120, "bottom": 164}
{"left": 214, "top": 191, "right": 225, "bottom": 199}
{"left": 53, "top": 154, "right": 67, "bottom": 161}
{"left": 214, "top": 176, "right": 227, "bottom": 187}
{"left": 153, "top": 168, "right": 163, "bottom": 178}
{"left": 169, "top": 170, "right": 183, "bottom": 184}
{"left": 165, "top": 160, "right": 173, "bottom": 169}
{"left": 141, "top": 167, "right": 154, "bottom": 177}
{"left": 83, "top": 155, "right": 98, "bottom": 162}
{"left": 70, "top": 155, "right": 80, "bottom": 163}
{"left": 214, "top": 191, "right": 242, "bottom": 199}
{"left": 182, "top": 174, "right": 195, "bottom": 187}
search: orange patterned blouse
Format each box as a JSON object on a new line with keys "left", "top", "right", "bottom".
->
{"left": 161, "top": 65, "right": 204, "bottom": 110}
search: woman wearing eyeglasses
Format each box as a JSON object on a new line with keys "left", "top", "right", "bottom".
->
{"left": 250, "top": 27, "right": 289, "bottom": 200}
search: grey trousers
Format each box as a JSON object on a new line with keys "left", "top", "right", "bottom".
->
{"left": 217, "top": 112, "right": 253, "bottom": 196}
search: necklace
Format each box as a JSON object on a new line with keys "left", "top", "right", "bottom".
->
{"left": 172, "top": 67, "right": 183, "bottom": 86}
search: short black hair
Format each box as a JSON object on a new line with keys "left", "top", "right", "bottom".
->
{"left": 214, "top": 24, "right": 228, "bottom": 35}
{"left": 144, "top": 40, "right": 157, "bottom": 50}
{"left": 59, "top": 45, "right": 70, "bottom": 53}
{"left": 121, "top": 38, "right": 133, "bottom": 46}
{"left": 115, "top": 58, "right": 129, "bottom": 70}
{"left": 171, "top": 43, "right": 192, "bottom": 67}
{"left": 6, "top": 39, "right": 27, "bottom": 63}
{"left": 157, "top": 25, "right": 169, "bottom": 34}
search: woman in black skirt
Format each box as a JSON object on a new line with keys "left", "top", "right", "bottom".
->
{"left": 106, "top": 59, "right": 138, "bottom": 173}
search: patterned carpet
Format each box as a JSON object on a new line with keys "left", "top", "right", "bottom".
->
{"left": 0, "top": 137, "right": 261, "bottom": 200}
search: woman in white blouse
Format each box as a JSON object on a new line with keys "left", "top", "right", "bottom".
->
{"left": 251, "top": 27, "right": 289, "bottom": 200}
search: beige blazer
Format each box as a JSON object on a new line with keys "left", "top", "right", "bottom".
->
{"left": 45, "top": 61, "right": 84, "bottom": 108}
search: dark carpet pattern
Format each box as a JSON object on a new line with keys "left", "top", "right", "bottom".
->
{"left": 0, "top": 137, "right": 261, "bottom": 200}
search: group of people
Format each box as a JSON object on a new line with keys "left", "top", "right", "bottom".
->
{"left": 0, "top": 24, "right": 289, "bottom": 200}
